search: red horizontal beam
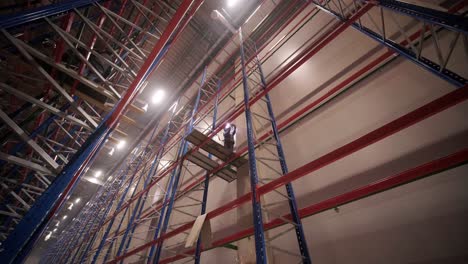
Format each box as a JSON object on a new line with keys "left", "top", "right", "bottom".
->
{"left": 108, "top": 83, "right": 468, "bottom": 263}
{"left": 106, "top": 0, "right": 200, "bottom": 126}
{"left": 62, "top": 0, "right": 204, "bottom": 257}
{"left": 104, "top": 2, "right": 466, "bottom": 261}
{"left": 161, "top": 147, "right": 468, "bottom": 263}
{"left": 97, "top": 0, "right": 310, "bottom": 228}
{"left": 106, "top": 5, "right": 375, "bottom": 261}
{"left": 258, "top": 85, "right": 468, "bottom": 195}
{"left": 123, "top": 3, "right": 354, "bottom": 223}
{"left": 103, "top": 0, "right": 446, "bottom": 247}
{"left": 144, "top": 0, "right": 313, "bottom": 161}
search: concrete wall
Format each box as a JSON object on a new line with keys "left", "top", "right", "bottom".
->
{"left": 94, "top": 2, "right": 468, "bottom": 263}
{"left": 180, "top": 3, "right": 468, "bottom": 264}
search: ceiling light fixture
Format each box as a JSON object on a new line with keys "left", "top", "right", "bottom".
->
{"left": 75, "top": 198, "right": 81, "bottom": 204}
{"left": 151, "top": 89, "right": 165, "bottom": 105}
{"left": 227, "top": 0, "right": 240, "bottom": 8}
{"left": 63, "top": 215, "right": 67, "bottom": 220}
{"left": 95, "top": 170, "right": 102, "bottom": 178}
{"left": 109, "top": 147, "right": 115, "bottom": 156}
{"left": 116, "top": 140, "right": 126, "bottom": 150}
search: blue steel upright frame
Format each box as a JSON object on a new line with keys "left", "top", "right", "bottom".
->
{"left": 238, "top": 27, "right": 268, "bottom": 264}
{"left": 2, "top": 0, "right": 467, "bottom": 263}
{"left": 87, "top": 110, "right": 175, "bottom": 264}
{"left": 255, "top": 47, "right": 312, "bottom": 263}
{"left": 43, "top": 142, "right": 144, "bottom": 263}
{"left": 150, "top": 65, "right": 207, "bottom": 264}
{"left": 78, "top": 119, "right": 162, "bottom": 263}
{"left": 107, "top": 108, "right": 184, "bottom": 263}
{"left": 194, "top": 78, "right": 222, "bottom": 264}
{"left": 0, "top": 0, "right": 198, "bottom": 262}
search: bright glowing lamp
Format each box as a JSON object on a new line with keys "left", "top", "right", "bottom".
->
{"left": 116, "top": 140, "right": 126, "bottom": 150}
{"left": 151, "top": 89, "right": 165, "bottom": 104}
{"left": 227, "top": 0, "right": 240, "bottom": 8}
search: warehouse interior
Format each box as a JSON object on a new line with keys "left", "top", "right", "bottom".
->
{"left": 0, "top": 0, "right": 467, "bottom": 263}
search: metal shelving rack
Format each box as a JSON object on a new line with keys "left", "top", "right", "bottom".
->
{"left": 0, "top": 0, "right": 466, "bottom": 263}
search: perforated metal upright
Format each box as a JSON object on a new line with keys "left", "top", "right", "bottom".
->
{"left": 2, "top": 0, "right": 467, "bottom": 263}
{"left": 150, "top": 66, "right": 207, "bottom": 264}
{"left": 0, "top": 0, "right": 201, "bottom": 262}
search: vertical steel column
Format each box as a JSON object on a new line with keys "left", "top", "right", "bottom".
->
{"left": 146, "top": 137, "right": 184, "bottom": 263}
{"left": 119, "top": 114, "right": 177, "bottom": 256}
{"left": 80, "top": 119, "right": 161, "bottom": 263}
{"left": 238, "top": 28, "right": 267, "bottom": 263}
{"left": 255, "top": 52, "right": 312, "bottom": 263}
{"left": 98, "top": 147, "right": 152, "bottom": 263}
{"left": 58, "top": 146, "right": 134, "bottom": 262}
{"left": 68, "top": 145, "right": 143, "bottom": 263}
{"left": 0, "top": 1, "right": 196, "bottom": 261}
{"left": 90, "top": 154, "right": 145, "bottom": 263}
{"left": 151, "top": 69, "right": 205, "bottom": 264}
{"left": 111, "top": 119, "right": 165, "bottom": 260}
{"left": 70, "top": 190, "right": 111, "bottom": 263}
{"left": 194, "top": 78, "right": 221, "bottom": 264}
{"left": 99, "top": 111, "right": 177, "bottom": 263}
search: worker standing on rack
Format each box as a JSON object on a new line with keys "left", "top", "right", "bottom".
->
{"left": 223, "top": 123, "right": 237, "bottom": 152}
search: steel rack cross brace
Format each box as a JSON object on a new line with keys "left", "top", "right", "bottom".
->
{"left": 76, "top": 133, "right": 160, "bottom": 263}
{"left": 106, "top": 0, "right": 468, "bottom": 258}
{"left": 0, "top": 0, "right": 150, "bottom": 238}
{"left": 144, "top": 68, "right": 220, "bottom": 264}
{"left": 87, "top": 118, "right": 171, "bottom": 264}
{"left": 149, "top": 64, "right": 207, "bottom": 264}
{"left": 96, "top": 115, "right": 179, "bottom": 263}
{"left": 46, "top": 145, "right": 144, "bottom": 263}
{"left": 112, "top": 82, "right": 468, "bottom": 264}
{"left": 252, "top": 47, "right": 312, "bottom": 263}
{"left": 374, "top": 0, "right": 468, "bottom": 33}
{"left": 309, "top": 0, "right": 467, "bottom": 86}
{"left": 90, "top": 2, "right": 305, "bottom": 244}
{"left": 230, "top": 21, "right": 312, "bottom": 263}
{"left": 0, "top": 0, "right": 200, "bottom": 262}
{"left": 160, "top": 147, "right": 468, "bottom": 263}
{"left": 194, "top": 78, "right": 222, "bottom": 264}
{"left": 238, "top": 27, "right": 268, "bottom": 264}
{"left": 74, "top": 64, "right": 208, "bottom": 262}
{"left": 98, "top": 1, "right": 356, "bottom": 260}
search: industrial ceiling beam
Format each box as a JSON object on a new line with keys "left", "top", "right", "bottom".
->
{"left": 3, "top": 34, "right": 117, "bottom": 102}
{"left": 0, "top": 83, "right": 92, "bottom": 130}
{"left": 0, "top": 183, "right": 31, "bottom": 210}
{"left": 0, "top": 109, "right": 59, "bottom": 171}
{"left": 44, "top": 17, "right": 123, "bottom": 100}
{"left": 45, "top": 18, "right": 135, "bottom": 80}
{"left": 0, "top": 0, "right": 105, "bottom": 29}
{"left": 0, "top": 152, "right": 53, "bottom": 175}
{"left": 1, "top": 29, "right": 100, "bottom": 128}
{"left": 73, "top": 8, "right": 146, "bottom": 62}
{"left": 0, "top": 1, "right": 202, "bottom": 262}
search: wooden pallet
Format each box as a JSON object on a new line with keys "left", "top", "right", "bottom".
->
{"left": 185, "top": 130, "right": 247, "bottom": 182}
{"left": 186, "top": 150, "right": 237, "bottom": 182}
{"left": 186, "top": 130, "right": 247, "bottom": 166}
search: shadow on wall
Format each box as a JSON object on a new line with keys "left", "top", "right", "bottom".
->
{"left": 305, "top": 210, "right": 468, "bottom": 264}
{"left": 293, "top": 129, "right": 468, "bottom": 210}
